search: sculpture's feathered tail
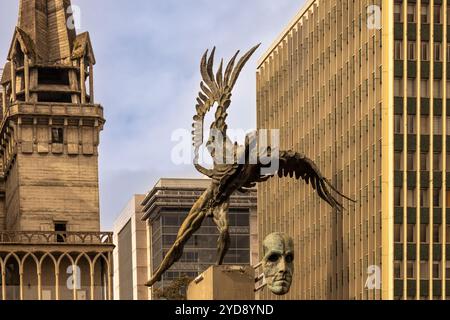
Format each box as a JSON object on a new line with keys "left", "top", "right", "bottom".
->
{"left": 251, "top": 151, "right": 356, "bottom": 213}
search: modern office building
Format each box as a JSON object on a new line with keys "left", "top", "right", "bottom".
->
{"left": 141, "top": 178, "right": 257, "bottom": 299}
{"left": 113, "top": 194, "right": 148, "bottom": 300}
{"left": 257, "top": 0, "right": 450, "bottom": 300}
{"left": 0, "top": 0, "right": 113, "bottom": 300}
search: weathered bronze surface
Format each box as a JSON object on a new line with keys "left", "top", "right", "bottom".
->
{"left": 262, "top": 232, "right": 294, "bottom": 296}
{"left": 146, "top": 45, "right": 354, "bottom": 287}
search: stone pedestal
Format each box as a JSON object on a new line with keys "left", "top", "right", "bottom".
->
{"left": 187, "top": 265, "right": 255, "bottom": 300}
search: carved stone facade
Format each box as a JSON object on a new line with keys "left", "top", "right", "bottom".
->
{"left": 0, "top": 0, "right": 113, "bottom": 300}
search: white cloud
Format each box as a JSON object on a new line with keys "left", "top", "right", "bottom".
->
{"left": 0, "top": 0, "right": 306, "bottom": 229}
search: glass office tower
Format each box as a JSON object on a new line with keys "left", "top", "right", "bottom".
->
{"left": 257, "top": 0, "right": 450, "bottom": 300}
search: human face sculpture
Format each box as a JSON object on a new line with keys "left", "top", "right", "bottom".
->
{"left": 262, "top": 233, "right": 294, "bottom": 296}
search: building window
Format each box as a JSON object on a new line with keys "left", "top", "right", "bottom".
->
{"left": 395, "top": 41, "right": 403, "bottom": 60}
{"left": 447, "top": 226, "right": 450, "bottom": 244}
{"left": 433, "top": 262, "right": 441, "bottom": 279}
{"left": 433, "top": 188, "right": 442, "bottom": 207}
{"left": 420, "top": 188, "right": 429, "bottom": 207}
{"left": 421, "top": 262, "right": 430, "bottom": 279}
{"left": 407, "top": 188, "right": 416, "bottom": 207}
{"left": 407, "top": 262, "right": 415, "bottom": 279}
{"left": 394, "top": 4, "right": 402, "bottom": 22}
{"left": 434, "top": 43, "right": 442, "bottom": 61}
{"left": 395, "top": 115, "right": 403, "bottom": 133}
{"left": 52, "top": 128, "right": 64, "bottom": 144}
{"left": 447, "top": 116, "right": 450, "bottom": 135}
{"left": 421, "top": 42, "right": 429, "bottom": 61}
{"left": 163, "top": 235, "right": 177, "bottom": 246}
{"left": 408, "top": 4, "right": 416, "bottom": 23}
{"left": 433, "top": 153, "right": 442, "bottom": 170}
{"left": 54, "top": 222, "right": 67, "bottom": 243}
{"left": 421, "top": 4, "right": 429, "bottom": 23}
{"left": 394, "top": 224, "right": 402, "bottom": 242}
{"left": 407, "top": 224, "right": 415, "bottom": 242}
{"left": 394, "top": 261, "right": 402, "bottom": 279}
{"left": 394, "top": 78, "right": 403, "bottom": 97}
{"left": 447, "top": 44, "right": 450, "bottom": 61}
{"left": 407, "top": 152, "right": 416, "bottom": 171}
{"left": 38, "top": 67, "right": 70, "bottom": 86}
{"left": 407, "top": 115, "right": 416, "bottom": 134}
{"left": 395, "top": 152, "right": 403, "bottom": 170}
{"left": 434, "top": 116, "right": 442, "bottom": 134}
{"left": 407, "top": 79, "right": 416, "bottom": 97}
{"left": 394, "top": 187, "right": 403, "bottom": 206}
{"left": 434, "top": 5, "right": 441, "bottom": 24}
{"left": 421, "top": 115, "right": 430, "bottom": 133}
{"left": 420, "top": 79, "right": 429, "bottom": 97}
{"left": 408, "top": 41, "right": 416, "bottom": 60}
{"left": 433, "top": 225, "right": 441, "bottom": 243}
{"left": 433, "top": 80, "right": 442, "bottom": 98}
{"left": 421, "top": 153, "right": 429, "bottom": 171}
{"left": 421, "top": 224, "right": 429, "bottom": 242}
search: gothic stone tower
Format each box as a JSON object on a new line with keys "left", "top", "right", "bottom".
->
{"left": 1, "top": 0, "right": 102, "bottom": 231}
{"left": 0, "top": 0, "right": 113, "bottom": 300}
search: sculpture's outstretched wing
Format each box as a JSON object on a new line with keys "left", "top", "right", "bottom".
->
{"left": 253, "top": 151, "right": 356, "bottom": 213}
{"left": 192, "top": 44, "right": 260, "bottom": 176}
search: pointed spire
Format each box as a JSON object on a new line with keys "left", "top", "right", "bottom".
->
{"left": 17, "top": 0, "right": 76, "bottom": 63}
{"left": 4, "top": 0, "right": 96, "bottom": 104}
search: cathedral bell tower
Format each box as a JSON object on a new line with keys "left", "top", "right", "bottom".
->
{"left": 0, "top": 0, "right": 105, "bottom": 232}
{"left": 0, "top": 0, "right": 112, "bottom": 301}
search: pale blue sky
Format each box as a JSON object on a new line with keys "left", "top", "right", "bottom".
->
{"left": 0, "top": 0, "right": 305, "bottom": 229}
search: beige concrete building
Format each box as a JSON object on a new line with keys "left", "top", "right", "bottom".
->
{"left": 140, "top": 178, "right": 257, "bottom": 300}
{"left": 0, "top": 0, "right": 113, "bottom": 300}
{"left": 257, "top": 0, "right": 450, "bottom": 300}
{"left": 113, "top": 194, "right": 148, "bottom": 300}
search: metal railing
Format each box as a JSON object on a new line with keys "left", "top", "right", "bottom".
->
{"left": 0, "top": 231, "right": 113, "bottom": 245}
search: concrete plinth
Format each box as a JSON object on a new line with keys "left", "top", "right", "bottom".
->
{"left": 187, "top": 265, "right": 255, "bottom": 300}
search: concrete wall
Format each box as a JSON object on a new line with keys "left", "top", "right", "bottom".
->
{"left": 113, "top": 194, "right": 148, "bottom": 300}
{"left": 132, "top": 195, "right": 148, "bottom": 299}
{"left": 187, "top": 266, "right": 255, "bottom": 300}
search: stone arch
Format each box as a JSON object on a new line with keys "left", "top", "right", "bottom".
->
{"left": 39, "top": 253, "right": 57, "bottom": 300}
{"left": 92, "top": 253, "right": 109, "bottom": 300}
{"left": 3, "top": 253, "right": 21, "bottom": 300}
{"left": 4, "top": 252, "right": 21, "bottom": 265}
{"left": 56, "top": 253, "right": 76, "bottom": 300}
{"left": 74, "top": 252, "right": 93, "bottom": 300}
{"left": 0, "top": 256, "right": 4, "bottom": 300}
{"left": 21, "top": 252, "right": 40, "bottom": 300}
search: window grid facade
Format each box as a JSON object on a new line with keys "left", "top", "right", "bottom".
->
{"left": 257, "top": 0, "right": 383, "bottom": 300}
{"left": 141, "top": 179, "right": 257, "bottom": 298}
{"left": 393, "top": 0, "right": 450, "bottom": 300}
{"left": 257, "top": 0, "right": 450, "bottom": 300}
